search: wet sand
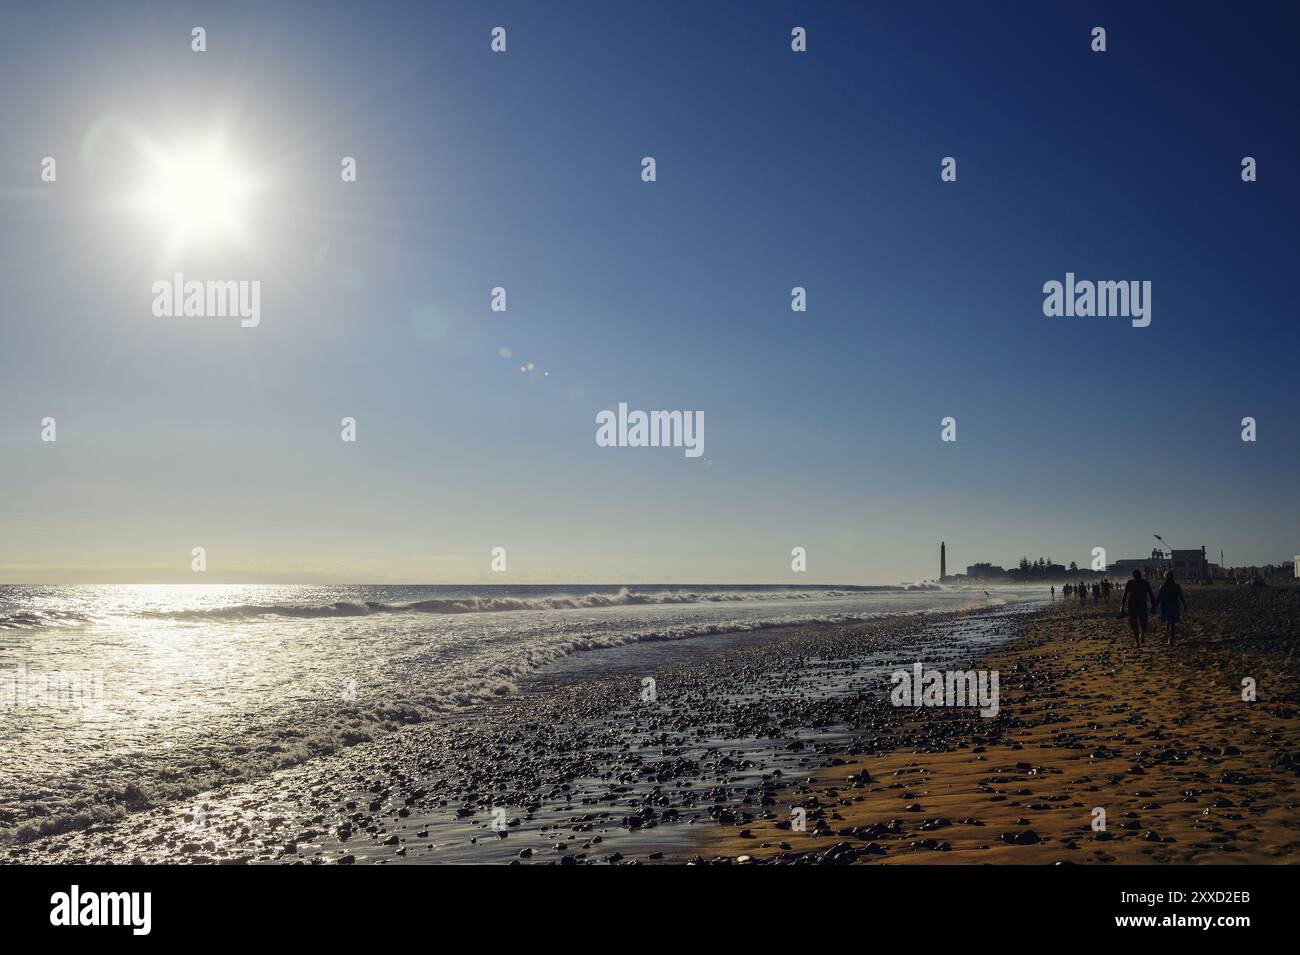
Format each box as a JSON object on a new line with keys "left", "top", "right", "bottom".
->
{"left": 7, "top": 599, "right": 1035, "bottom": 865}
{"left": 697, "top": 585, "right": 1300, "bottom": 864}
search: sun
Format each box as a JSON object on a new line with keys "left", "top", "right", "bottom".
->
{"left": 137, "top": 139, "right": 255, "bottom": 252}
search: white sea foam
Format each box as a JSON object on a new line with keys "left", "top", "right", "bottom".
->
{"left": 0, "top": 583, "right": 1020, "bottom": 844}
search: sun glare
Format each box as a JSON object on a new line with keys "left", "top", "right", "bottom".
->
{"left": 137, "top": 140, "right": 255, "bottom": 252}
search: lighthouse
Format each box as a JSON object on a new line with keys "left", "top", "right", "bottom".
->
{"left": 940, "top": 541, "right": 946, "bottom": 580}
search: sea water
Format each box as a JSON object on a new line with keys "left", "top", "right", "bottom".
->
{"left": 0, "top": 582, "right": 1023, "bottom": 842}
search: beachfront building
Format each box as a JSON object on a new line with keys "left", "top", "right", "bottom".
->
{"left": 1108, "top": 549, "right": 1169, "bottom": 579}
{"left": 1005, "top": 560, "right": 1070, "bottom": 582}
{"left": 1110, "top": 546, "right": 1212, "bottom": 581}
{"left": 965, "top": 563, "right": 1006, "bottom": 580}
{"left": 1170, "top": 547, "right": 1209, "bottom": 581}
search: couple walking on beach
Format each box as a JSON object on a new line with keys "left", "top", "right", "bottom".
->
{"left": 1119, "top": 569, "right": 1187, "bottom": 648}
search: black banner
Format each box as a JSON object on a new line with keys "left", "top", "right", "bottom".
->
{"left": 0, "top": 863, "right": 1286, "bottom": 940}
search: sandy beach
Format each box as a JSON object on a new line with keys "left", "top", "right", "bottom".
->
{"left": 6, "top": 585, "right": 1296, "bottom": 865}
{"left": 696, "top": 585, "right": 1300, "bottom": 864}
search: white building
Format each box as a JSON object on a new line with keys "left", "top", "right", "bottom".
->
{"left": 1112, "top": 546, "right": 1214, "bottom": 581}
{"left": 1108, "top": 549, "right": 1167, "bottom": 579}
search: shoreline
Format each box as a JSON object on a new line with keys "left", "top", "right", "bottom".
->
{"left": 7, "top": 599, "right": 1037, "bottom": 864}
{"left": 10, "top": 585, "right": 1295, "bottom": 865}
{"left": 0, "top": 583, "right": 1010, "bottom": 846}
{"left": 690, "top": 585, "right": 1300, "bottom": 864}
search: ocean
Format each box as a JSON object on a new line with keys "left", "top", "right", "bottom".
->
{"left": 0, "top": 582, "right": 1028, "bottom": 843}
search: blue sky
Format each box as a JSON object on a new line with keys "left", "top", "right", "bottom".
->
{"left": 1, "top": 1, "right": 1296, "bottom": 583}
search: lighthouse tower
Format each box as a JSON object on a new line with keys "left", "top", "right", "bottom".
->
{"left": 940, "top": 541, "right": 946, "bottom": 580}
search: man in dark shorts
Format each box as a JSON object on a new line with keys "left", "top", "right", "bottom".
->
{"left": 1155, "top": 570, "right": 1188, "bottom": 645}
{"left": 1120, "top": 569, "right": 1156, "bottom": 648}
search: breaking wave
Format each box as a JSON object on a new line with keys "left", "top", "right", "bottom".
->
{"left": 1, "top": 582, "right": 1019, "bottom": 848}
{"left": 0, "top": 610, "right": 93, "bottom": 630}
{"left": 137, "top": 587, "right": 886, "bottom": 623}
{"left": 0, "top": 606, "right": 896, "bottom": 847}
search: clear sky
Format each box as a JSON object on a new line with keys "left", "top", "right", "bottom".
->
{"left": 1, "top": 1, "right": 1296, "bottom": 584}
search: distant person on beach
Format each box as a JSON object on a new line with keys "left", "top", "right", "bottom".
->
{"left": 1155, "top": 571, "right": 1188, "bottom": 645}
{"left": 1078, "top": 581, "right": 1087, "bottom": 605}
{"left": 1050, "top": 585, "right": 1055, "bottom": 602}
{"left": 1120, "top": 569, "right": 1156, "bottom": 648}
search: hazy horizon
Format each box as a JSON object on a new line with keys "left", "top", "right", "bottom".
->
{"left": 0, "top": 554, "right": 1284, "bottom": 588}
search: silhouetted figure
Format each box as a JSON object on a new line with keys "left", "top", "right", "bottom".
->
{"left": 1155, "top": 571, "right": 1188, "bottom": 645}
{"left": 1078, "top": 581, "right": 1087, "bottom": 605}
{"left": 1120, "top": 569, "right": 1156, "bottom": 648}
{"left": 1050, "top": 585, "right": 1055, "bottom": 602}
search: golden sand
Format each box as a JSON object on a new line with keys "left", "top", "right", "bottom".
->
{"left": 701, "top": 589, "right": 1300, "bottom": 864}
